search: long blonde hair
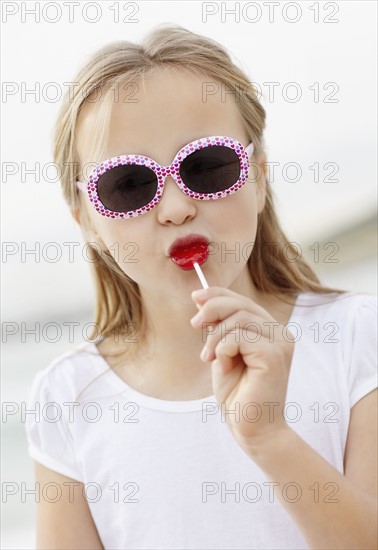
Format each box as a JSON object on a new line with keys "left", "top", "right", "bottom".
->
{"left": 53, "top": 23, "right": 347, "bottom": 365}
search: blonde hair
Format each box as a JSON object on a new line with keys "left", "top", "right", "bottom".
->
{"left": 53, "top": 23, "right": 347, "bottom": 367}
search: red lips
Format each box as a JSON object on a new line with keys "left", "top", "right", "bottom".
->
{"left": 168, "top": 234, "right": 209, "bottom": 270}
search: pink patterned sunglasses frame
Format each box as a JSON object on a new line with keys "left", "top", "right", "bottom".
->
{"left": 76, "top": 135, "right": 254, "bottom": 219}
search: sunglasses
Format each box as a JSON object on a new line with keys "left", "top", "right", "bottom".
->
{"left": 76, "top": 135, "right": 254, "bottom": 219}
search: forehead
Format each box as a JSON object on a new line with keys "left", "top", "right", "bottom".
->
{"left": 76, "top": 66, "right": 247, "bottom": 167}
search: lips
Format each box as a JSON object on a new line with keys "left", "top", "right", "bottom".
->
{"left": 168, "top": 234, "right": 210, "bottom": 270}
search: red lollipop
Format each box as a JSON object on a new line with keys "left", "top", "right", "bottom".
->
{"left": 169, "top": 237, "right": 210, "bottom": 288}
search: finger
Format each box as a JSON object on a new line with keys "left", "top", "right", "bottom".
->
{"left": 214, "top": 331, "right": 273, "bottom": 372}
{"left": 191, "top": 286, "right": 247, "bottom": 307}
{"left": 212, "top": 339, "right": 242, "bottom": 381}
{"left": 211, "top": 353, "right": 245, "bottom": 405}
{"left": 190, "top": 295, "right": 275, "bottom": 330}
{"left": 216, "top": 330, "right": 294, "bottom": 376}
{"left": 212, "top": 353, "right": 237, "bottom": 380}
{"left": 202, "top": 311, "right": 273, "bottom": 362}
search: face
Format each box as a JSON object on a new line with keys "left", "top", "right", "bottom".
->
{"left": 75, "top": 66, "right": 266, "bottom": 303}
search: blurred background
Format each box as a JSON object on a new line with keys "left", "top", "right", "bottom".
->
{"left": 1, "top": 1, "right": 377, "bottom": 547}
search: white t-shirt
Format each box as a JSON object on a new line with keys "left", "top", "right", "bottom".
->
{"left": 25, "top": 291, "right": 378, "bottom": 550}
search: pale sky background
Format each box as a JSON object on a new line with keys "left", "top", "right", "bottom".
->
{"left": 2, "top": 0, "right": 377, "bottom": 324}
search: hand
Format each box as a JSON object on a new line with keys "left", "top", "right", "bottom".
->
{"left": 190, "top": 286, "right": 295, "bottom": 449}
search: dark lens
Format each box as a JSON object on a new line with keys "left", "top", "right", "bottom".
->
{"left": 97, "top": 164, "right": 158, "bottom": 212}
{"left": 179, "top": 145, "right": 240, "bottom": 193}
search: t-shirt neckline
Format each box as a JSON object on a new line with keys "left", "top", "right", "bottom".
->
{"left": 83, "top": 292, "right": 305, "bottom": 412}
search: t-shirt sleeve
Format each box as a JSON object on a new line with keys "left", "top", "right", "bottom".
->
{"left": 25, "top": 365, "right": 83, "bottom": 482}
{"left": 347, "top": 295, "right": 378, "bottom": 408}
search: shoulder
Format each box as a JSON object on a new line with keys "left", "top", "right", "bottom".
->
{"left": 294, "top": 292, "right": 377, "bottom": 408}
{"left": 296, "top": 291, "right": 377, "bottom": 322}
{"left": 24, "top": 342, "right": 105, "bottom": 482}
{"left": 294, "top": 290, "right": 377, "bottom": 367}
{"left": 296, "top": 290, "right": 377, "bottom": 347}
{"left": 28, "top": 341, "right": 108, "bottom": 405}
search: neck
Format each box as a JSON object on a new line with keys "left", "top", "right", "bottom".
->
{"left": 137, "top": 266, "right": 266, "bottom": 374}
{"left": 99, "top": 266, "right": 297, "bottom": 400}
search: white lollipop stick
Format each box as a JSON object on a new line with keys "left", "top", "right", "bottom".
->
{"left": 193, "top": 261, "right": 209, "bottom": 289}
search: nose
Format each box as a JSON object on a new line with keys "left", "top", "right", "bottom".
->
{"left": 156, "top": 175, "right": 196, "bottom": 225}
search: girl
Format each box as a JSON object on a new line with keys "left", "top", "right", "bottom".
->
{"left": 25, "top": 24, "right": 377, "bottom": 549}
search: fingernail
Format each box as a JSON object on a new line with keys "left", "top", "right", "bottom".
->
{"left": 190, "top": 311, "right": 204, "bottom": 326}
{"left": 200, "top": 346, "right": 209, "bottom": 361}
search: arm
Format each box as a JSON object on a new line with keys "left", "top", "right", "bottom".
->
{"left": 34, "top": 461, "right": 104, "bottom": 549}
{"left": 190, "top": 287, "right": 378, "bottom": 549}
{"left": 242, "top": 389, "right": 378, "bottom": 550}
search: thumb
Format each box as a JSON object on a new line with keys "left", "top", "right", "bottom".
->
{"left": 211, "top": 352, "right": 234, "bottom": 381}
{"left": 211, "top": 352, "right": 244, "bottom": 406}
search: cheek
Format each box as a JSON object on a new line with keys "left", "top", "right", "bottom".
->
{"left": 210, "top": 185, "right": 258, "bottom": 232}
{"left": 82, "top": 201, "right": 136, "bottom": 258}
{"left": 202, "top": 191, "right": 258, "bottom": 274}
{"left": 97, "top": 222, "right": 140, "bottom": 257}
{"left": 89, "top": 215, "right": 156, "bottom": 279}
{"left": 95, "top": 224, "right": 141, "bottom": 278}
{"left": 92, "top": 218, "right": 123, "bottom": 250}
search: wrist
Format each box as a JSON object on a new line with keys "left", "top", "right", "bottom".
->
{"left": 235, "top": 423, "right": 296, "bottom": 463}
